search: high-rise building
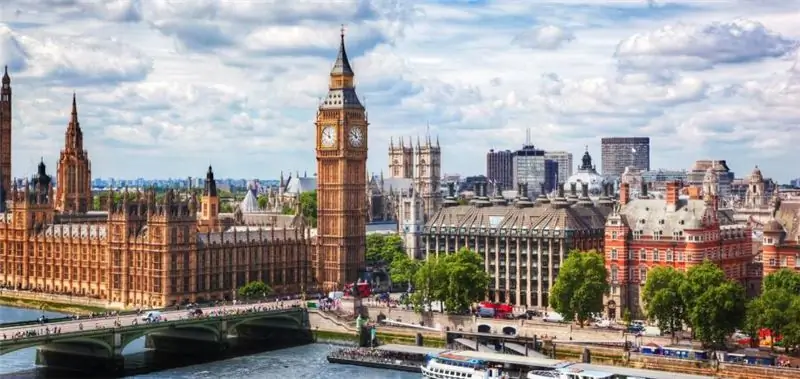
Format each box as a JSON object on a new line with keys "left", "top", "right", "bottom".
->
{"left": 600, "top": 137, "right": 650, "bottom": 177}
{"left": 513, "top": 144, "right": 555, "bottom": 197}
{"left": 314, "top": 30, "right": 368, "bottom": 289}
{"left": 55, "top": 94, "right": 92, "bottom": 214}
{"left": 544, "top": 151, "right": 573, "bottom": 185}
{"left": 486, "top": 149, "right": 513, "bottom": 190}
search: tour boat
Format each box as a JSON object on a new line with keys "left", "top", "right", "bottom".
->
{"left": 421, "top": 352, "right": 521, "bottom": 379}
{"left": 526, "top": 367, "right": 624, "bottom": 379}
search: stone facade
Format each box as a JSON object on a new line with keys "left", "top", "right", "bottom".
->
{"left": 55, "top": 94, "right": 92, "bottom": 214}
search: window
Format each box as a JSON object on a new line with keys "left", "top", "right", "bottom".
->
{"left": 611, "top": 231, "right": 618, "bottom": 240}
{"left": 769, "top": 258, "right": 776, "bottom": 267}
{"left": 640, "top": 267, "right": 648, "bottom": 282}
{"left": 640, "top": 248, "right": 646, "bottom": 260}
{"left": 666, "top": 249, "right": 673, "bottom": 262}
{"left": 611, "top": 266, "right": 618, "bottom": 282}
{"left": 653, "top": 249, "right": 660, "bottom": 261}
{"left": 611, "top": 248, "right": 618, "bottom": 260}
{"left": 628, "top": 250, "right": 633, "bottom": 260}
{"left": 796, "top": 255, "right": 800, "bottom": 268}
{"left": 781, "top": 257, "right": 787, "bottom": 267}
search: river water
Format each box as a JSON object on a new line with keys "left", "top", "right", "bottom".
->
{"left": 0, "top": 306, "right": 417, "bottom": 379}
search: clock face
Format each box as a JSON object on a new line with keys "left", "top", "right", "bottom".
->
{"left": 348, "top": 127, "right": 364, "bottom": 147}
{"left": 321, "top": 126, "right": 337, "bottom": 147}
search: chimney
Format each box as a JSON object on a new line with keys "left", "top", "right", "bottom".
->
{"left": 557, "top": 183, "right": 565, "bottom": 199}
{"left": 620, "top": 182, "right": 630, "bottom": 206}
{"left": 570, "top": 183, "right": 577, "bottom": 197}
{"left": 581, "top": 182, "right": 589, "bottom": 199}
{"left": 666, "top": 181, "right": 679, "bottom": 212}
{"left": 640, "top": 181, "right": 648, "bottom": 198}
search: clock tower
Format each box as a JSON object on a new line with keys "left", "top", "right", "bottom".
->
{"left": 314, "top": 28, "right": 369, "bottom": 290}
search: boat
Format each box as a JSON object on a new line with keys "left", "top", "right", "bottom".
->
{"left": 526, "top": 367, "right": 636, "bottom": 379}
{"left": 421, "top": 352, "right": 522, "bottom": 379}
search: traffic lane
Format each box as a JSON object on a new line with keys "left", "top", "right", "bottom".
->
{"left": 1, "top": 303, "right": 302, "bottom": 336}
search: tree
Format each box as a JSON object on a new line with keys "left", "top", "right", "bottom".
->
{"left": 642, "top": 266, "right": 686, "bottom": 342}
{"left": 237, "top": 281, "right": 272, "bottom": 300}
{"left": 682, "top": 262, "right": 745, "bottom": 348}
{"left": 298, "top": 191, "right": 317, "bottom": 227}
{"left": 763, "top": 268, "right": 800, "bottom": 293}
{"left": 257, "top": 195, "right": 269, "bottom": 210}
{"left": 440, "top": 248, "right": 491, "bottom": 313}
{"left": 389, "top": 254, "right": 421, "bottom": 287}
{"left": 220, "top": 202, "right": 234, "bottom": 213}
{"left": 367, "top": 234, "right": 405, "bottom": 265}
{"left": 746, "top": 269, "right": 800, "bottom": 352}
{"left": 409, "top": 255, "right": 447, "bottom": 313}
{"left": 549, "top": 250, "right": 609, "bottom": 327}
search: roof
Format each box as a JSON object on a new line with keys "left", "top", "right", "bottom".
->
{"left": 240, "top": 190, "right": 259, "bottom": 213}
{"left": 616, "top": 198, "right": 740, "bottom": 235}
{"left": 43, "top": 224, "right": 107, "bottom": 239}
{"left": 772, "top": 200, "right": 800, "bottom": 242}
{"left": 425, "top": 200, "right": 611, "bottom": 233}
{"left": 377, "top": 344, "right": 445, "bottom": 356}
{"left": 446, "top": 350, "right": 564, "bottom": 369}
{"left": 565, "top": 363, "right": 714, "bottom": 379}
{"left": 284, "top": 176, "right": 316, "bottom": 194}
{"left": 196, "top": 228, "right": 305, "bottom": 245}
{"left": 370, "top": 177, "right": 414, "bottom": 194}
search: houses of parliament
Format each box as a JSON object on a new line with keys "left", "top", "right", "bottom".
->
{"left": 0, "top": 31, "right": 366, "bottom": 308}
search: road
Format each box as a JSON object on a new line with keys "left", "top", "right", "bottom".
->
{"left": 1, "top": 301, "right": 302, "bottom": 341}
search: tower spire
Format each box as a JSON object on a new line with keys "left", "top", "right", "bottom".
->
{"left": 330, "top": 24, "right": 354, "bottom": 76}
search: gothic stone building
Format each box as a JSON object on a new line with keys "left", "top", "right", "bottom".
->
{"left": 604, "top": 174, "right": 754, "bottom": 319}
{"left": 422, "top": 181, "right": 612, "bottom": 307}
{"left": 0, "top": 71, "right": 313, "bottom": 309}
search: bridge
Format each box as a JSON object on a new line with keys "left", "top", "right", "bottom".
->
{"left": 0, "top": 304, "right": 312, "bottom": 373}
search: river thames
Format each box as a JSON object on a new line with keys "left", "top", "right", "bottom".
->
{"left": 0, "top": 306, "right": 417, "bottom": 379}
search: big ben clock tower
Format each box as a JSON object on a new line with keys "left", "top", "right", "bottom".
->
{"left": 315, "top": 28, "right": 368, "bottom": 290}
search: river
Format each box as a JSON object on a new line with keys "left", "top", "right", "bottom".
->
{"left": 0, "top": 306, "right": 417, "bottom": 379}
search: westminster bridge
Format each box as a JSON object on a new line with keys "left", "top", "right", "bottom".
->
{"left": 0, "top": 304, "right": 312, "bottom": 374}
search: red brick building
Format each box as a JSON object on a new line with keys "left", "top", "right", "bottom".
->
{"left": 762, "top": 200, "right": 800, "bottom": 274}
{"left": 604, "top": 171, "right": 754, "bottom": 319}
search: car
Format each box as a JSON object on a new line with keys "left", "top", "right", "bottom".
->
{"left": 141, "top": 311, "right": 162, "bottom": 322}
{"left": 187, "top": 308, "right": 203, "bottom": 317}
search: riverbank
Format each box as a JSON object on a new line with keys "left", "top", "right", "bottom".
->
{"left": 313, "top": 329, "right": 446, "bottom": 348}
{"left": 0, "top": 295, "right": 109, "bottom": 315}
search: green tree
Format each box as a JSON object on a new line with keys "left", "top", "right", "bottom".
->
{"left": 366, "top": 234, "right": 405, "bottom": 264}
{"left": 298, "top": 191, "right": 317, "bottom": 227}
{"left": 746, "top": 270, "right": 800, "bottom": 351}
{"left": 440, "top": 248, "right": 491, "bottom": 313}
{"left": 763, "top": 268, "right": 800, "bottom": 293}
{"left": 257, "top": 195, "right": 269, "bottom": 210}
{"left": 281, "top": 204, "right": 295, "bottom": 215}
{"left": 409, "top": 255, "right": 448, "bottom": 313}
{"left": 642, "top": 266, "right": 687, "bottom": 342}
{"left": 549, "top": 250, "right": 609, "bottom": 327}
{"left": 682, "top": 262, "right": 745, "bottom": 348}
{"left": 220, "top": 202, "right": 234, "bottom": 213}
{"left": 389, "top": 254, "right": 421, "bottom": 287}
{"left": 237, "top": 281, "right": 272, "bottom": 300}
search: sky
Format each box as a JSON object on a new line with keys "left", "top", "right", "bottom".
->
{"left": 0, "top": 0, "right": 798, "bottom": 182}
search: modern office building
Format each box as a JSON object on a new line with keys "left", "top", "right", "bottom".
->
{"left": 544, "top": 151, "right": 573, "bottom": 185}
{"left": 512, "top": 144, "right": 557, "bottom": 197}
{"left": 487, "top": 149, "right": 514, "bottom": 190}
{"left": 600, "top": 137, "right": 650, "bottom": 177}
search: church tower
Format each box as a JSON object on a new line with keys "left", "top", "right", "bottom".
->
{"left": 315, "top": 28, "right": 368, "bottom": 290}
{"left": 55, "top": 94, "right": 92, "bottom": 213}
{"left": 0, "top": 66, "right": 11, "bottom": 194}
{"left": 198, "top": 166, "right": 220, "bottom": 232}
{"left": 415, "top": 134, "right": 442, "bottom": 219}
{"left": 388, "top": 137, "right": 412, "bottom": 178}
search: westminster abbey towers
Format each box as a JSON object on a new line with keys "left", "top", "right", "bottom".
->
{"left": 388, "top": 136, "right": 442, "bottom": 218}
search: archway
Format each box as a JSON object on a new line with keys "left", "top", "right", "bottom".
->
{"left": 477, "top": 324, "right": 491, "bottom": 334}
{"left": 502, "top": 326, "right": 517, "bottom": 336}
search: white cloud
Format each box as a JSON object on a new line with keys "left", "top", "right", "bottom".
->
{"left": 0, "top": 1, "right": 799, "bottom": 182}
{"left": 512, "top": 25, "right": 575, "bottom": 50}
{"left": 615, "top": 19, "right": 798, "bottom": 71}
{"left": 0, "top": 23, "right": 152, "bottom": 86}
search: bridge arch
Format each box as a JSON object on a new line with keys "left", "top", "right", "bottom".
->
{"left": 502, "top": 326, "right": 517, "bottom": 336}
{"left": 227, "top": 314, "right": 304, "bottom": 333}
{"left": 0, "top": 335, "right": 115, "bottom": 357}
{"left": 477, "top": 324, "right": 492, "bottom": 334}
{"left": 120, "top": 323, "right": 222, "bottom": 350}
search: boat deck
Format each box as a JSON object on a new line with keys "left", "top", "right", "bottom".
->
{"left": 564, "top": 363, "right": 714, "bottom": 379}
{"left": 376, "top": 344, "right": 446, "bottom": 356}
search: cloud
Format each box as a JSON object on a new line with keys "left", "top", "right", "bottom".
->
{"left": 615, "top": 19, "right": 798, "bottom": 71}
{"left": 1, "top": 0, "right": 800, "bottom": 182}
{"left": 512, "top": 25, "right": 575, "bottom": 50}
{"left": 0, "top": 23, "right": 152, "bottom": 86}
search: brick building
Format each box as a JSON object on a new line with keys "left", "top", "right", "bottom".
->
{"left": 603, "top": 169, "right": 754, "bottom": 319}
{"left": 761, "top": 200, "right": 800, "bottom": 274}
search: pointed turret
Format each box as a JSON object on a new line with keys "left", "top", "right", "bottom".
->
{"left": 330, "top": 27, "right": 354, "bottom": 76}
{"left": 204, "top": 165, "right": 218, "bottom": 197}
{"left": 65, "top": 93, "right": 84, "bottom": 151}
{"left": 2, "top": 66, "right": 9, "bottom": 85}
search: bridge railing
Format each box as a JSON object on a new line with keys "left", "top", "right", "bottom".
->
{"left": 0, "top": 298, "right": 297, "bottom": 329}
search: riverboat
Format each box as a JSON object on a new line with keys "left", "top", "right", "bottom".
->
{"left": 526, "top": 367, "right": 631, "bottom": 379}
{"left": 421, "top": 352, "right": 520, "bottom": 379}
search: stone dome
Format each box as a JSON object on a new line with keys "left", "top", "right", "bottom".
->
{"left": 749, "top": 165, "right": 763, "bottom": 183}
{"left": 564, "top": 148, "right": 606, "bottom": 196}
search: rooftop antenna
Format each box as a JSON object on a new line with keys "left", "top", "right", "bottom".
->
{"left": 525, "top": 127, "right": 532, "bottom": 146}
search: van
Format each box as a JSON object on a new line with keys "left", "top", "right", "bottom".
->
{"left": 141, "top": 311, "right": 162, "bottom": 322}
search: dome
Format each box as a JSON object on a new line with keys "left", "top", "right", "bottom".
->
{"left": 564, "top": 171, "right": 606, "bottom": 196}
{"left": 749, "top": 165, "right": 763, "bottom": 183}
{"left": 763, "top": 219, "right": 782, "bottom": 233}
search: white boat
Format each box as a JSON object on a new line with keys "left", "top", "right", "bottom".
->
{"left": 527, "top": 367, "right": 631, "bottom": 379}
{"left": 421, "top": 352, "right": 522, "bottom": 379}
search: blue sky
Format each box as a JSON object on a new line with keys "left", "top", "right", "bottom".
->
{"left": 0, "top": 0, "right": 798, "bottom": 181}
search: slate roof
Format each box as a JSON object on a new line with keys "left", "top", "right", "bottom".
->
{"left": 772, "top": 200, "right": 800, "bottom": 242}
{"left": 285, "top": 176, "right": 316, "bottom": 194}
{"left": 424, "top": 199, "right": 611, "bottom": 233}
{"left": 240, "top": 190, "right": 260, "bottom": 213}
{"left": 615, "top": 198, "right": 738, "bottom": 235}
{"left": 43, "top": 224, "right": 108, "bottom": 239}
